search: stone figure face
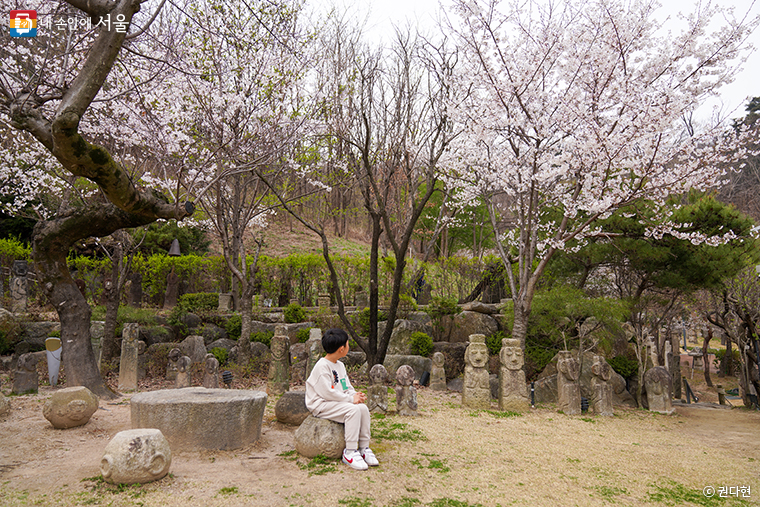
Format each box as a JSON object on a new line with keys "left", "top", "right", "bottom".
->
{"left": 271, "top": 337, "right": 288, "bottom": 360}
{"left": 19, "top": 353, "right": 37, "bottom": 372}
{"left": 432, "top": 352, "right": 444, "bottom": 367}
{"left": 396, "top": 365, "right": 415, "bottom": 386}
{"left": 177, "top": 356, "right": 192, "bottom": 373}
{"left": 557, "top": 352, "right": 580, "bottom": 381}
{"left": 500, "top": 343, "right": 523, "bottom": 371}
{"left": 466, "top": 343, "right": 488, "bottom": 368}
{"left": 12, "top": 260, "right": 28, "bottom": 277}
{"left": 168, "top": 348, "right": 181, "bottom": 362}
{"left": 205, "top": 354, "right": 219, "bottom": 374}
{"left": 369, "top": 364, "right": 388, "bottom": 385}
{"left": 591, "top": 356, "right": 611, "bottom": 381}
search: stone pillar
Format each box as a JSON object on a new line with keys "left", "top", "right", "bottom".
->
{"left": 128, "top": 272, "right": 143, "bottom": 307}
{"left": 203, "top": 353, "right": 219, "bottom": 389}
{"left": 12, "top": 352, "right": 38, "bottom": 394}
{"left": 163, "top": 269, "right": 179, "bottom": 310}
{"left": 354, "top": 290, "right": 368, "bottom": 310}
{"left": 118, "top": 323, "right": 139, "bottom": 391}
{"left": 218, "top": 293, "right": 233, "bottom": 312}
{"left": 670, "top": 334, "right": 681, "bottom": 399}
{"left": 590, "top": 355, "right": 614, "bottom": 416}
{"left": 10, "top": 260, "right": 28, "bottom": 313}
{"left": 395, "top": 365, "right": 418, "bottom": 416}
{"left": 305, "top": 328, "right": 323, "bottom": 378}
{"left": 644, "top": 366, "right": 674, "bottom": 414}
{"left": 367, "top": 364, "right": 389, "bottom": 414}
{"left": 317, "top": 294, "right": 330, "bottom": 308}
{"left": 556, "top": 350, "right": 581, "bottom": 415}
{"left": 429, "top": 352, "right": 447, "bottom": 391}
{"left": 462, "top": 334, "right": 490, "bottom": 409}
{"left": 175, "top": 356, "right": 192, "bottom": 388}
{"left": 498, "top": 338, "right": 530, "bottom": 412}
{"left": 268, "top": 327, "right": 290, "bottom": 396}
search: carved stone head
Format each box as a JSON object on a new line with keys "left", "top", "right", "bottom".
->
{"left": 369, "top": 364, "right": 388, "bottom": 385}
{"left": 499, "top": 338, "right": 523, "bottom": 370}
{"left": 465, "top": 334, "right": 489, "bottom": 368}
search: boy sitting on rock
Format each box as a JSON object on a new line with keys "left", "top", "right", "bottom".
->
{"left": 305, "top": 328, "right": 379, "bottom": 470}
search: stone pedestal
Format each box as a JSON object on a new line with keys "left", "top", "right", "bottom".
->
{"left": 131, "top": 388, "right": 267, "bottom": 450}
{"left": 101, "top": 429, "right": 171, "bottom": 484}
{"left": 118, "top": 323, "right": 139, "bottom": 391}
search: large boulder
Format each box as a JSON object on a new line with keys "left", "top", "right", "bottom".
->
{"left": 43, "top": 386, "right": 99, "bottom": 429}
{"left": 294, "top": 415, "right": 345, "bottom": 459}
{"left": 438, "top": 312, "right": 498, "bottom": 343}
{"left": 461, "top": 301, "right": 499, "bottom": 314}
{"left": 207, "top": 338, "right": 237, "bottom": 354}
{"left": 180, "top": 312, "right": 202, "bottom": 331}
{"left": 21, "top": 321, "right": 60, "bottom": 349}
{"left": 274, "top": 391, "right": 311, "bottom": 426}
{"left": 131, "top": 388, "right": 267, "bottom": 451}
{"left": 180, "top": 335, "right": 207, "bottom": 364}
{"left": 383, "top": 355, "right": 432, "bottom": 382}
{"left": 380, "top": 319, "right": 435, "bottom": 356}
{"left": 100, "top": 429, "right": 171, "bottom": 484}
{"left": 533, "top": 375, "right": 558, "bottom": 404}
{"left": 200, "top": 324, "right": 227, "bottom": 345}
{"left": 340, "top": 351, "right": 366, "bottom": 368}
{"left": 140, "top": 325, "right": 175, "bottom": 346}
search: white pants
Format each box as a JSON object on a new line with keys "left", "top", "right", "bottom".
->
{"left": 315, "top": 401, "right": 371, "bottom": 450}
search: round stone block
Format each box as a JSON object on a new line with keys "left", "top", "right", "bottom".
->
{"left": 131, "top": 387, "right": 267, "bottom": 450}
{"left": 100, "top": 429, "right": 171, "bottom": 484}
{"left": 43, "top": 386, "right": 99, "bottom": 429}
{"left": 274, "top": 391, "right": 310, "bottom": 426}
{"left": 294, "top": 415, "right": 345, "bottom": 459}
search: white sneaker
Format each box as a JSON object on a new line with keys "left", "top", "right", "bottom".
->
{"left": 342, "top": 449, "right": 368, "bottom": 471}
{"left": 361, "top": 448, "right": 379, "bottom": 466}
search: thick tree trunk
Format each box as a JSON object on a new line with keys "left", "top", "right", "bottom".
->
{"left": 702, "top": 328, "right": 713, "bottom": 388}
{"left": 366, "top": 213, "right": 382, "bottom": 367}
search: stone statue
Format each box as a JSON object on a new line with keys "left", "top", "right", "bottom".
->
{"left": 462, "top": 334, "right": 490, "bottom": 409}
{"left": 429, "top": 352, "right": 447, "bottom": 391}
{"left": 10, "top": 260, "right": 28, "bottom": 313}
{"left": 43, "top": 386, "right": 99, "bottom": 429}
{"left": 202, "top": 353, "right": 219, "bottom": 389}
{"left": 367, "top": 364, "right": 389, "bottom": 414}
{"left": 590, "top": 355, "right": 613, "bottom": 416}
{"left": 118, "top": 323, "right": 140, "bottom": 391}
{"left": 13, "top": 352, "right": 38, "bottom": 394}
{"left": 175, "top": 355, "right": 193, "bottom": 388}
{"left": 100, "top": 429, "right": 172, "bottom": 484}
{"left": 395, "top": 365, "right": 418, "bottom": 416}
{"left": 644, "top": 366, "right": 674, "bottom": 414}
{"left": 498, "top": 338, "right": 530, "bottom": 412}
{"left": 556, "top": 351, "right": 581, "bottom": 415}
{"left": 166, "top": 348, "right": 182, "bottom": 381}
{"left": 268, "top": 331, "right": 291, "bottom": 396}
{"left": 305, "top": 328, "right": 323, "bottom": 378}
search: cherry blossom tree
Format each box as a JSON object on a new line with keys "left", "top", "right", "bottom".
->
{"left": 448, "top": 0, "right": 760, "bottom": 350}
{"left": 1, "top": 0, "right": 194, "bottom": 397}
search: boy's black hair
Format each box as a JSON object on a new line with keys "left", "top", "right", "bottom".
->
{"left": 322, "top": 328, "right": 349, "bottom": 354}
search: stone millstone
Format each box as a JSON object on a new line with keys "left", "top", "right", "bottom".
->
{"left": 43, "top": 386, "right": 99, "bottom": 429}
{"left": 131, "top": 387, "right": 267, "bottom": 451}
{"left": 100, "top": 429, "right": 172, "bottom": 484}
{"left": 274, "top": 391, "right": 311, "bottom": 426}
{"left": 294, "top": 415, "right": 345, "bottom": 459}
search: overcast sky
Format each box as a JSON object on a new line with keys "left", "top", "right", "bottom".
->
{"left": 311, "top": 0, "right": 760, "bottom": 122}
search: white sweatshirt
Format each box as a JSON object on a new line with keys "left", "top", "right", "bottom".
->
{"left": 305, "top": 357, "right": 356, "bottom": 414}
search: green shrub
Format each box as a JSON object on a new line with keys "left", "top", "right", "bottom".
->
{"left": 353, "top": 308, "right": 388, "bottom": 336}
{"left": 284, "top": 303, "right": 306, "bottom": 324}
{"left": 179, "top": 292, "right": 219, "bottom": 312}
{"left": 424, "top": 296, "right": 461, "bottom": 319}
{"left": 295, "top": 327, "right": 312, "bottom": 343}
{"left": 0, "top": 318, "right": 23, "bottom": 355}
{"left": 486, "top": 331, "right": 507, "bottom": 356}
{"left": 608, "top": 355, "right": 638, "bottom": 379}
{"left": 409, "top": 331, "right": 433, "bottom": 357}
{"left": 225, "top": 314, "right": 242, "bottom": 340}
{"left": 210, "top": 347, "right": 229, "bottom": 366}
{"left": 251, "top": 331, "right": 273, "bottom": 347}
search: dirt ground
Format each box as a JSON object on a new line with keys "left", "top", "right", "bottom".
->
{"left": 1, "top": 375, "right": 759, "bottom": 507}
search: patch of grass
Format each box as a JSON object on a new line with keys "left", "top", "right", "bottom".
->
{"left": 278, "top": 449, "right": 298, "bottom": 458}
{"left": 427, "top": 499, "right": 484, "bottom": 507}
{"left": 595, "top": 485, "right": 628, "bottom": 500}
{"left": 411, "top": 454, "right": 450, "bottom": 473}
{"left": 484, "top": 409, "right": 522, "bottom": 418}
{"left": 338, "top": 496, "right": 374, "bottom": 507}
{"left": 646, "top": 481, "right": 747, "bottom": 506}
{"left": 373, "top": 418, "right": 426, "bottom": 442}
{"left": 580, "top": 417, "right": 597, "bottom": 423}
{"left": 218, "top": 486, "right": 239, "bottom": 495}
{"left": 388, "top": 497, "right": 422, "bottom": 507}
{"left": 295, "top": 454, "right": 338, "bottom": 476}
